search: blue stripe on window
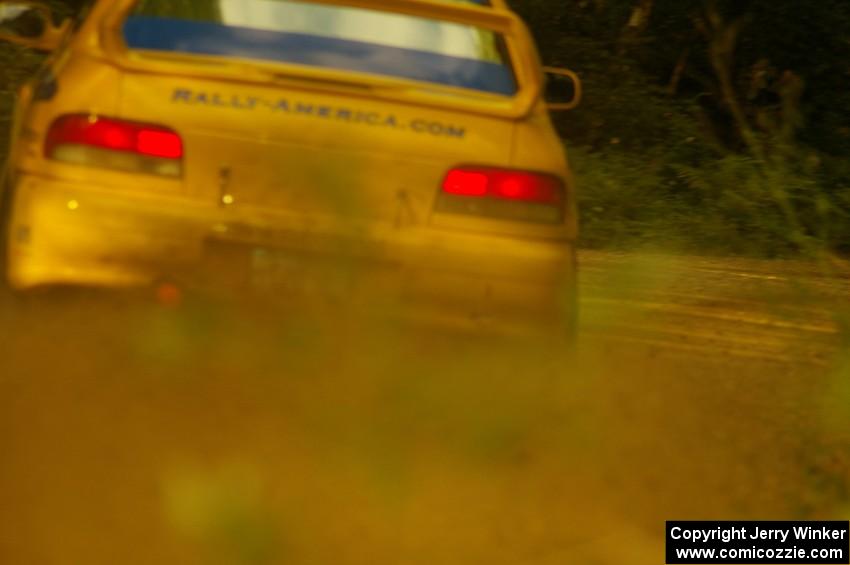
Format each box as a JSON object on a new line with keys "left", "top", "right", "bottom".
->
{"left": 123, "top": 16, "right": 516, "bottom": 95}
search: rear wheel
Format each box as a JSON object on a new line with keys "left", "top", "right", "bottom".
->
{"left": 561, "top": 280, "right": 579, "bottom": 346}
{"left": 554, "top": 246, "right": 580, "bottom": 348}
{"left": 540, "top": 252, "right": 580, "bottom": 379}
{"left": 0, "top": 175, "right": 16, "bottom": 298}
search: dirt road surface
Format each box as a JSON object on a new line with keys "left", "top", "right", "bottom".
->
{"left": 0, "top": 251, "right": 848, "bottom": 564}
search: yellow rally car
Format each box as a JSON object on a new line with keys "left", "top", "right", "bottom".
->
{"left": 0, "top": 0, "right": 581, "bottom": 334}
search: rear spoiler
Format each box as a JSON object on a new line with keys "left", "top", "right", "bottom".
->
{"left": 83, "top": 0, "right": 545, "bottom": 119}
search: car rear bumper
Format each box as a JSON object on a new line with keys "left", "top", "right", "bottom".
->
{"left": 5, "top": 174, "right": 577, "bottom": 333}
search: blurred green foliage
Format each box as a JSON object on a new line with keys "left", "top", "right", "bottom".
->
{"left": 512, "top": 0, "right": 850, "bottom": 256}
{"left": 0, "top": 44, "right": 42, "bottom": 162}
{"left": 135, "top": 0, "right": 222, "bottom": 20}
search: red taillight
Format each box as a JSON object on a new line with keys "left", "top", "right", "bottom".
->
{"left": 45, "top": 114, "right": 183, "bottom": 160}
{"left": 443, "top": 170, "right": 489, "bottom": 197}
{"left": 442, "top": 167, "right": 563, "bottom": 205}
{"left": 136, "top": 129, "right": 183, "bottom": 159}
{"left": 438, "top": 166, "right": 566, "bottom": 224}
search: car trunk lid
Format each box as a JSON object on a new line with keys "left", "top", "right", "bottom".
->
{"left": 117, "top": 73, "right": 516, "bottom": 228}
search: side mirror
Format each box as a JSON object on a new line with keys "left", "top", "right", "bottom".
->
{"left": 0, "top": 2, "right": 70, "bottom": 51}
{"left": 543, "top": 67, "right": 582, "bottom": 111}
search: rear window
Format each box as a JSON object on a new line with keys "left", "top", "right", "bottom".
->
{"left": 124, "top": 0, "right": 516, "bottom": 96}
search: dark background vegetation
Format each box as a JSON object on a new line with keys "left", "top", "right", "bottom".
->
{"left": 512, "top": 0, "right": 850, "bottom": 256}
{"left": 3, "top": 0, "right": 850, "bottom": 257}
